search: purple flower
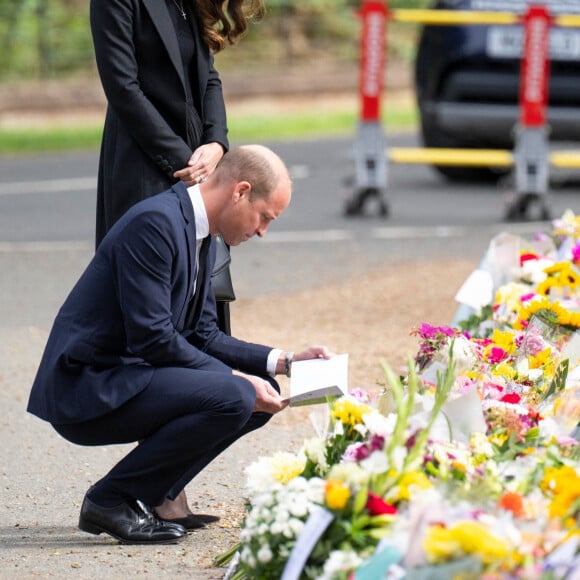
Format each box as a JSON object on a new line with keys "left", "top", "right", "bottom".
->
{"left": 342, "top": 442, "right": 370, "bottom": 462}
{"left": 349, "top": 388, "right": 372, "bottom": 404}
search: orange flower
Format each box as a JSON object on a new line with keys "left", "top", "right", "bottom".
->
{"left": 498, "top": 491, "right": 525, "bottom": 518}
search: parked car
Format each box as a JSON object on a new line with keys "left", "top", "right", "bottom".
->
{"left": 414, "top": 0, "right": 580, "bottom": 181}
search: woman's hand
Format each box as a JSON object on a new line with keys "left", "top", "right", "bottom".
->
{"left": 174, "top": 142, "right": 225, "bottom": 186}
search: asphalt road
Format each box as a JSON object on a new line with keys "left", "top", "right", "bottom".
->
{"left": 1, "top": 133, "right": 580, "bottom": 327}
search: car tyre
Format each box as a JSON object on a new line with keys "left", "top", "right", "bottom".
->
{"left": 419, "top": 111, "right": 509, "bottom": 183}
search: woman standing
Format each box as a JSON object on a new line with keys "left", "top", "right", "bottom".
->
{"left": 91, "top": 0, "right": 264, "bottom": 245}
{"left": 89, "top": 0, "right": 264, "bottom": 528}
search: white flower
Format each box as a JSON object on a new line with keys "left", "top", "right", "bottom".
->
{"left": 288, "top": 518, "right": 304, "bottom": 536}
{"left": 519, "top": 258, "right": 553, "bottom": 285}
{"left": 390, "top": 445, "right": 408, "bottom": 472}
{"left": 289, "top": 498, "right": 309, "bottom": 518}
{"left": 353, "top": 423, "right": 368, "bottom": 437}
{"left": 327, "top": 463, "right": 370, "bottom": 488}
{"left": 318, "top": 550, "right": 363, "bottom": 580}
{"left": 360, "top": 449, "right": 389, "bottom": 474}
{"left": 245, "top": 451, "right": 306, "bottom": 494}
{"left": 363, "top": 410, "right": 396, "bottom": 437}
{"left": 257, "top": 544, "right": 273, "bottom": 564}
{"left": 433, "top": 335, "right": 478, "bottom": 374}
{"left": 450, "top": 335, "right": 479, "bottom": 373}
{"left": 301, "top": 437, "right": 329, "bottom": 473}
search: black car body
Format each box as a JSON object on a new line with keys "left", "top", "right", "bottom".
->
{"left": 415, "top": 0, "right": 580, "bottom": 180}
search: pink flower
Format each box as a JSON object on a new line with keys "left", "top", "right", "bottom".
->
{"left": 500, "top": 393, "right": 521, "bottom": 404}
{"left": 520, "top": 252, "right": 539, "bottom": 265}
{"left": 457, "top": 377, "right": 477, "bottom": 394}
{"left": 349, "top": 388, "right": 372, "bottom": 404}
{"left": 482, "top": 382, "right": 504, "bottom": 399}
{"left": 343, "top": 443, "right": 369, "bottom": 462}
{"left": 487, "top": 347, "right": 508, "bottom": 364}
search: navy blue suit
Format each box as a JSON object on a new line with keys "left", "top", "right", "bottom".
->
{"left": 28, "top": 183, "right": 276, "bottom": 505}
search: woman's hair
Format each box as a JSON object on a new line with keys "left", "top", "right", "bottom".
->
{"left": 194, "top": 0, "right": 265, "bottom": 53}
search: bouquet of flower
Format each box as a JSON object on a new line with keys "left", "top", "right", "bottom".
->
{"left": 216, "top": 211, "right": 580, "bottom": 580}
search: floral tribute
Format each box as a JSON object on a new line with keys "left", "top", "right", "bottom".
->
{"left": 217, "top": 210, "right": 580, "bottom": 580}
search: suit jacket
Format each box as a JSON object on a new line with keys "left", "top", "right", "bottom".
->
{"left": 90, "top": 0, "right": 229, "bottom": 244}
{"left": 27, "top": 183, "right": 270, "bottom": 425}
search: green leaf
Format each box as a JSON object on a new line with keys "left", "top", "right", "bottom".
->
{"left": 352, "top": 486, "right": 368, "bottom": 515}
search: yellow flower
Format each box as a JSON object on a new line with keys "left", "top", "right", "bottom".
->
{"left": 559, "top": 309, "right": 580, "bottom": 329}
{"left": 491, "top": 329, "right": 517, "bottom": 356}
{"left": 529, "top": 348, "right": 554, "bottom": 373}
{"left": 424, "top": 521, "right": 509, "bottom": 565}
{"left": 536, "top": 277, "right": 558, "bottom": 296}
{"left": 423, "top": 525, "right": 462, "bottom": 563}
{"left": 330, "top": 398, "right": 372, "bottom": 427}
{"left": 542, "top": 262, "right": 580, "bottom": 290}
{"left": 268, "top": 452, "right": 306, "bottom": 485}
{"left": 540, "top": 465, "right": 580, "bottom": 522}
{"left": 489, "top": 432, "right": 508, "bottom": 447}
{"left": 395, "top": 470, "right": 432, "bottom": 502}
{"left": 324, "top": 478, "right": 351, "bottom": 510}
{"left": 493, "top": 362, "right": 516, "bottom": 380}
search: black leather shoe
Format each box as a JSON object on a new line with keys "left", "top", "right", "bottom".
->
{"left": 79, "top": 493, "right": 187, "bottom": 544}
{"left": 156, "top": 512, "right": 220, "bottom": 530}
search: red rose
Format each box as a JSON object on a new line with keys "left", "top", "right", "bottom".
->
{"left": 500, "top": 393, "right": 521, "bottom": 404}
{"left": 366, "top": 492, "right": 397, "bottom": 515}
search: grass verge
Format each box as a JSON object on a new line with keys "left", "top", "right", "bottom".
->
{"left": 0, "top": 105, "right": 417, "bottom": 155}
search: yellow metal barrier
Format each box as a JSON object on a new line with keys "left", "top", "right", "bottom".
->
{"left": 553, "top": 16, "right": 580, "bottom": 28}
{"left": 550, "top": 152, "right": 580, "bottom": 168}
{"left": 391, "top": 9, "right": 580, "bottom": 28}
{"left": 389, "top": 147, "right": 514, "bottom": 167}
{"left": 388, "top": 148, "right": 580, "bottom": 169}
{"left": 391, "top": 9, "right": 517, "bottom": 25}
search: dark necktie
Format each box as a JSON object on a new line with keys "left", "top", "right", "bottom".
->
{"left": 185, "top": 235, "right": 211, "bottom": 330}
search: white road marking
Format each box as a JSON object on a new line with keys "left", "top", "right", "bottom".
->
{"left": 0, "top": 177, "right": 96, "bottom": 196}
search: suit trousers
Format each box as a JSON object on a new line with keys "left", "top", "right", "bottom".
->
{"left": 54, "top": 366, "right": 279, "bottom": 506}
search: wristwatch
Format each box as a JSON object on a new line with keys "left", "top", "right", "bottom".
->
{"left": 284, "top": 351, "right": 294, "bottom": 378}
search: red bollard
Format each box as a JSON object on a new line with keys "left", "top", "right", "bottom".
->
{"left": 519, "top": 4, "right": 551, "bottom": 128}
{"left": 359, "top": 0, "right": 388, "bottom": 122}
{"left": 508, "top": 3, "right": 552, "bottom": 221}
{"left": 346, "top": 0, "right": 389, "bottom": 218}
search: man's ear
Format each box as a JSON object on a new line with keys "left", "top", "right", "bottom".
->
{"left": 234, "top": 181, "right": 252, "bottom": 201}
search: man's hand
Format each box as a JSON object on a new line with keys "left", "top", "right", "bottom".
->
{"left": 275, "top": 346, "right": 336, "bottom": 376}
{"left": 294, "top": 345, "right": 336, "bottom": 362}
{"left": 234, "top": 371, "right": 288, "bottom": 414}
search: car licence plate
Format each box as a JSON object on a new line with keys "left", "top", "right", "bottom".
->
{"left": 487, "top": 26, "right": 580, "bottom": 60}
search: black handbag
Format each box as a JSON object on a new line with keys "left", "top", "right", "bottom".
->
{"left": 211, "top": 234, "right": 236, "bottom": 302}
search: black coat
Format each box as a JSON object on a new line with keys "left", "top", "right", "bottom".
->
{"left": 90, "top": 0, "right": 229, "bottom": 246}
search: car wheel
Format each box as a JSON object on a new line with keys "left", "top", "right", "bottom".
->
{"left": 419, "top": 112, "right": 509, "bottom": 183}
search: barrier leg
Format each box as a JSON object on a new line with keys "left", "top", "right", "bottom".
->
{"left": 505, "top": 126, "right": 551, "bottom": 221}
{"left": 345, "top": 121, "right": 389, "bottom": 217}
